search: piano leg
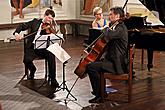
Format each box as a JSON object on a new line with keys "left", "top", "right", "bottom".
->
{"left": 147, "top": 48, "right": 153, "bottom": 71}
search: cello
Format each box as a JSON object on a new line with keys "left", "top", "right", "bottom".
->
{"left": 74, "top": 21, "right": 119, "bottom": 79}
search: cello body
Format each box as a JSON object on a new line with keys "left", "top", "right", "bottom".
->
{"left": 74, "top": 36, "right": 107, "bottom": 79}
{"left": 74, "top": 21, "right": 119, "bottom": 79}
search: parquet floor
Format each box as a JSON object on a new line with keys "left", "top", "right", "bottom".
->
{"left": 0, "top": 35, "right": 165, "bottom": 110}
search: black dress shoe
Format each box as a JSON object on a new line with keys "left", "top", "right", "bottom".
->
{"left": 28, "top": 76, "right": 34, "bottom": 80}
{"left": 28, "top": 73, "right": 35, "bottom": 80}
{"left": 28, "top": 67, "right": 36, "bottom": 80}
{"left": 88, "top": 97, "right": 101, "bottom": 103}
{"left": 147, "top": 64, "right": 153, "bottom": 71}
{"left": 51, "top": 80, "right": 59, "bottom": 88}
{"left": 91, "top": 91, "right": 96, "bottom": 95}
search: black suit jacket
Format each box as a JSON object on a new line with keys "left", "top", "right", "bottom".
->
{"left": 13, "top": 18, "right": 43, "bottom": 62}
{"left": 14, "top": 18, "right": 42, "bottom": 48}
{"left": 103, "top": 22, "right": 128, "bottom": 74}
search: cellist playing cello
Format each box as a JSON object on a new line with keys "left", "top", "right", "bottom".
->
{"left": 86, "top": 7, "right": 128, "bottom": 103}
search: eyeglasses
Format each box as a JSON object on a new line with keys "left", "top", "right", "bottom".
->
{"left": 95, "top": 13, "right": 102, "bottom": 16}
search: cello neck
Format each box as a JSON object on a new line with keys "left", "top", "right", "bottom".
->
{"left": 109, "top": 20, "right": 119, "bottom": 30}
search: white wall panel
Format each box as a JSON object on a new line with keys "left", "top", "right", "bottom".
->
{"left": 0, "top": 0, "right": 11, "bottom": 24}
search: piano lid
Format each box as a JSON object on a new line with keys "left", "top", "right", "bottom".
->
{"left": 120, "top": 0, "right": 164, "bottom": 26}
{"left": 139, "top": 0, "right": 165, "bottom": 25}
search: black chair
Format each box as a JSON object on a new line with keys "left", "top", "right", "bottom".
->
{"left": 16, "top": 37, "right": 49, "bottom": 85}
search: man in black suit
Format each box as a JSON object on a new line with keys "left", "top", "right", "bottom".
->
{"left": 86, "top": 7, "right": 128, "bottom": 103}
{"left": 13, "top": 7, "right": 59, "bottom": 88}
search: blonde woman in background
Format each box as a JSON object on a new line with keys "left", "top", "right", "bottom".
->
{"left": 92, "top": 7, "right": 109, "bottom": 29}
{"left": 83, "top": 7, "right": 109, "bottom": 48}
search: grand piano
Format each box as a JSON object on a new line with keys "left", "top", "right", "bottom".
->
{"left": 86, "top": 0, "right": 165, "bottom": 71}
{"left": 125, "top": 0, "right": 165, "bottom": 71}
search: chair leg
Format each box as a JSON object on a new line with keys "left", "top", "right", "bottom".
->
{"left": 38, "top": 59, "right": 49, "bottom": 88}
{"left": 128, "top": 80, "right": 132, "bottom": 102}
{"left": 15, "top": 66, "right": 29, "bottom": 86}
{"left": 44, "top": 59, "right": 48, "bottom": 82}
{"left": 100, "top": 73, "right": 106, "bottom": 101}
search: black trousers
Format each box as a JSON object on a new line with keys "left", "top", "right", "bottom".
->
{"left": 24, "top": 48, "right": 56, "bottom": 81}
{"left": 86, "top": 60, "right": 115, "bottom": 97}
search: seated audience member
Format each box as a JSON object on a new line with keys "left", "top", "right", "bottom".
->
{"left": 92, "top": 7, "right": 109, "bottom": 29}
{"left": 83, "top": 7, "right": 109, "bottom": 46}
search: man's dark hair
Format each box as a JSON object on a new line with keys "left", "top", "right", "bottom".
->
{"left": 110, "top": 7, "right": 125, "bottom": 18}
{"left": 44, "top": 6, "right": 55, "bottom": 18}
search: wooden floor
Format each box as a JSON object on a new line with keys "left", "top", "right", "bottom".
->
{"left": 0, "top": 35, "right": 165, "bottom": 110}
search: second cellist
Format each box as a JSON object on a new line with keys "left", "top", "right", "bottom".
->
{"left": 76, "top": 6, "right": 129, "bottom": 103}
